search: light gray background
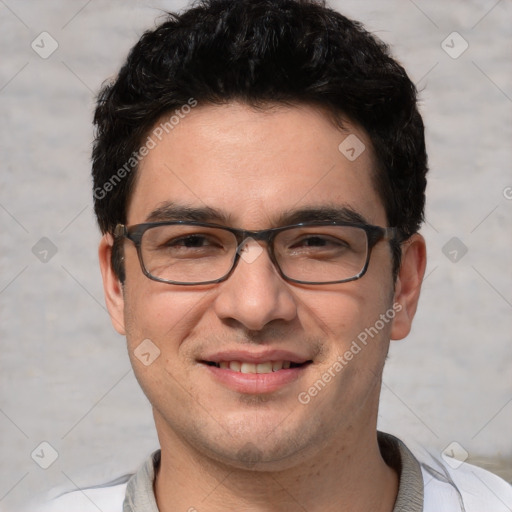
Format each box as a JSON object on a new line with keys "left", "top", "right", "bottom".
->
{"left": 1, "top": 0, "right": 511, "bottom": 510}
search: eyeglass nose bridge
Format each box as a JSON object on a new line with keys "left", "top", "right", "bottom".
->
{"left": 234, "top": 227, "right": 277, "bottom": 244}
{"left": 230, "top": 229, "right": 282, "bottom": 274}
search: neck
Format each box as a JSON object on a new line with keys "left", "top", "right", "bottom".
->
{"left": 154, "top": 420, "right": 398, "bottom": 512}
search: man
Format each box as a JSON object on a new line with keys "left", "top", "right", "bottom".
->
{"left": 38, "top": 0, "right": 512, "bottom": 510}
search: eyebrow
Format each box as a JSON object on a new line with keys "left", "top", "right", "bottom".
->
{"left": 145, "top": 201, "right": 369, "bottom": 227}
{"left": 275, "top": 205, "right": 368, "bottom": 226}
{"left": 145, "top": 202, "right": 234, "bottom": 224}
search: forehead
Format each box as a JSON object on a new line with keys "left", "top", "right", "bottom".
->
{"left": 128, "top": 102, "right": 386, "bottom": 228}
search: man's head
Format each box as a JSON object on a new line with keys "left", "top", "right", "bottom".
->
{"left": 95, "top": 0, "right": 427, "bottom": 472}
{"left": 92, "top": 0, "right": 427, "bottom": 282}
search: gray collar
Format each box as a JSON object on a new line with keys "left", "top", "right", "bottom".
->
{"left": 123, "top": 432, "right": 423, "bottom": 511}
{"left": 123, "top": 450, "right": 160, "bottom": 512}
{"left": 378, "top": 431, "right": 424, "bottom": 512}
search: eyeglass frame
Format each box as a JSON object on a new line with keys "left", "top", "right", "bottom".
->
{"left": 114, "top": 220, "right": 398, "bottom": 286}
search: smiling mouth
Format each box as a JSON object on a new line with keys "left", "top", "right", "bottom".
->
{"left": 202, "top": 360, "right": 312, "bottom": 374}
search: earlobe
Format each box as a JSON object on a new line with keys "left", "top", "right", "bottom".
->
{"left": 390, "top": 233, "right": 427, "bottom": 340}
{"left": 98, "top": 234, "right": 126, "bottom": 335}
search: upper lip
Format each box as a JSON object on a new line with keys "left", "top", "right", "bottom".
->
{"left": 200, "top": 349, "right": 312, "bottom": 364}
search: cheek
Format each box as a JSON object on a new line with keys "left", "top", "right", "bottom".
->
{"left": 298, "top": 282, "right": 393, "bottom": 346}
{"left": 122, "top": 279, "right": 214, "bottom": 355}
{"left": 122, "top": 285, "right": 214, "bottom": 406}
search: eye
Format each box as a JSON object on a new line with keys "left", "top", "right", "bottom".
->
{"left": 301, "top": 236, "right": 344, "bottom": 247}
{"left": 167, "top": 234, "right": 214, "bottom": 248}
{"left": 291, "top": 235, "right": 349, "bottom": 249}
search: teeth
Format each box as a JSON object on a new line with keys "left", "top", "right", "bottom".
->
{"left": 229, "top": 361, "right": 241, "bottom": 372}
{"left": 213, "top": 360, "right": 297, "bottom": 373}
{"left": 272, "top": 361, "right": 284, "bottom": 372}
{"left": 240, "top": 362, "right": 256, "bottom": 373}
{"left": 256, "top": 362, "right": 273, "bottom": 374}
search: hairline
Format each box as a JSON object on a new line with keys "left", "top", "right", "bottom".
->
{"left": 121, "top": 99, "right": 385, "bottom": 233}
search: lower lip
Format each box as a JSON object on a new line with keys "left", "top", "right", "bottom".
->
{"left": 204, "top": 364, "right": 307, "bottom": 394}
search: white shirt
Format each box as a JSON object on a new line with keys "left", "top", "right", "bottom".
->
{"left": 31, "top": 433, "right": 512, "bottom": 512}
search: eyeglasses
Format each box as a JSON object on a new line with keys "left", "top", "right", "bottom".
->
{"left": 114, "top": 221, "right": 398, "bottom": 286}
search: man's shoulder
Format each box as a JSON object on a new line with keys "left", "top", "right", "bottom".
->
{"left": 416, "top": 447, "right": 512, "bottom": 511}
{"left": 29, "top": 441, "right": 512, "bottom": 512}
{"left": 30, "top": 452, "right": 158, "bottom": 512}
{"left": 30, "top": 482, "right": 128, "bottom": 512}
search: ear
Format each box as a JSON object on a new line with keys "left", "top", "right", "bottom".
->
{"left": 98, "top": 233, "right": 126, "bottom": 335}
{"left": 390, "top": 233, "right": 427, "bottom": 340}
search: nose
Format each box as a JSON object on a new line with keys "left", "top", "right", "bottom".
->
{"left": 212, "top": 238, "right": 297, "bottom": 331}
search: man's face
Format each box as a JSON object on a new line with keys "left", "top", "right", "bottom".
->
{"left": 101, "top": 103, "right": 418, "bottom": 469}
